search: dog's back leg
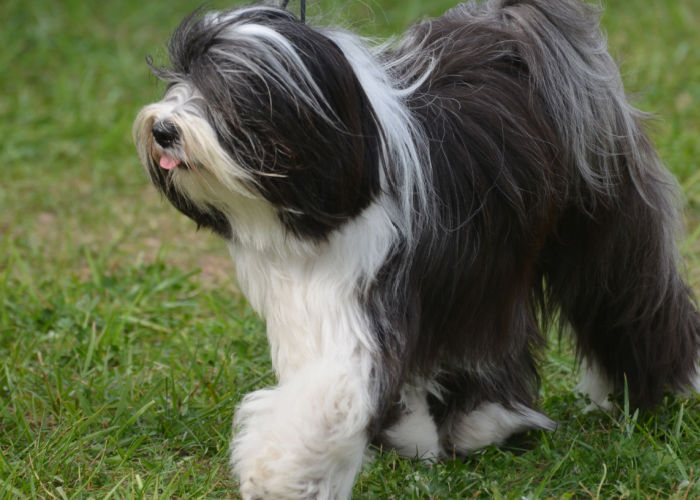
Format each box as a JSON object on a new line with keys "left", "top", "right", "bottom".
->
{"left": 491, "top": 0, "right": 700, "bottom": 409}
{"left": 424, "top": 346, "right": 556, "bottom": 457}
{"left": 376, "top": 384, "right": 442, "bottom": 460}
{"left": 543, "top": 178, "right": 700, "bottom": 409}
{"left": 376, "top": 369, "right": 557, "bottom": 459}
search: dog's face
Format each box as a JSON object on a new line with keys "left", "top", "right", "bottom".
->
{"left": 133, "top": 6, "right": 383, "bottom": 243}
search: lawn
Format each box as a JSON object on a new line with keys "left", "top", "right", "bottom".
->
{"left": 1, "top": 0, "right": 699, "bottom": 498}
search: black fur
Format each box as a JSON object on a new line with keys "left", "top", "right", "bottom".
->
{"left": 153, "top": 7, "right": 383, "bottom": 240}
{"left": 136, "top": 0, "right": 699, "bottom": 472}
{"left": 364, "top": 0, "right": 699, "bottom": 444}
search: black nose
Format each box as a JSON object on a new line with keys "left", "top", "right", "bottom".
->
{"left": 152, "top": 120, "right": 179, "bottom": 148}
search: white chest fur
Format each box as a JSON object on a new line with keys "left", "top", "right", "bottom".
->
{"left": 228, "top": 201, "right": 398, "bottom": 380}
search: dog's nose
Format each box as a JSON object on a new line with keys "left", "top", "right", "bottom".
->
{"left": 152, "top": 120, "right": 179, "bottom": 148}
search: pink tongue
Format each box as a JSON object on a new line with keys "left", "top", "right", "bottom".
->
{"left": 159, "top": 155, "right": 180, "bottom": 170}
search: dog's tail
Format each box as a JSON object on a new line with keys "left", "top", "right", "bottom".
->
{"left": 492, "top": 0, "right": 661, "bottom": 201}
{"left": 496, "top": 0, "right": 700, "bottom": 407}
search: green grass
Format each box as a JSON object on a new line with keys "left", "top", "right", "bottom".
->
{"left": 1, "top": 0, "right": 698, "bottom": 498}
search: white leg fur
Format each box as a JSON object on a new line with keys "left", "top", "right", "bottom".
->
{"left": 382, "top": 386, "right": 441, "bottom": 461}
{"left": 680, "top": 363, "right": 700, "bottom": 397}
{"left": 577, "top": 358, "right": 614, "bottom": 412}
{"left": 228, "top": 203, "right": 397, "bottom": 499}
{"left": 450, "top": 402, "right": 556, "bottom": 454}
{"left": 231, "top": 362, "right": 371, "bottom": 500}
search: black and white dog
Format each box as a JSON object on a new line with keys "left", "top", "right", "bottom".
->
{"left": 134, "top": 0, "right": 700, "bottom": 497}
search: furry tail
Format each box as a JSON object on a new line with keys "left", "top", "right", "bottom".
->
{"left": 499, "top": 0, "right": 700, "bottom": 406}
{"left": 496, "top": 0, "right": 665, "bottom": 199}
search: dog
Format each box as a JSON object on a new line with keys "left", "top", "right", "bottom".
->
{"left": 134, "top": 1, "right": 700, "bottom": 498}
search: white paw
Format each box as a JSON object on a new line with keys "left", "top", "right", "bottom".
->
{"left": 231, "top": 364, "right": 371, "bottom": 499}
{"left": 382, "top": 385, "right": 442, "bottom": 461}
{"left": 689, "top": 365, "right": 700, "bottom": 394}
{"left": 237, "top": 473, "right": 319, "bottom": 500}
{"left": 450, "top": 402, "right": 556, "bottom": 453}
{"left": 577, "top": 359, "right": 614, "bottom": 413}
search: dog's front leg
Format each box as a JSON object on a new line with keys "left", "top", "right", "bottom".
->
{"left": 231, "top": 355, "right": 373, "bottom": 500}
{"left": 227, "top": 230, "right": 387, "bottom": 499}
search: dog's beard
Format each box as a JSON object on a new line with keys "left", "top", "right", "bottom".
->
{"left": 133, "top": 81, "right": 269, "bottom": 240}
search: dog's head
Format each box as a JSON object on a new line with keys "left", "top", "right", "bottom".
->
{"left": 133, "top": 5, "right": 384, "bottom": 243}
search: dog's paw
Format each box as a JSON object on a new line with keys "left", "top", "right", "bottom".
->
{"left": 237, "top": 471, "right": 319, "bottom": 500}
{"left": 239, "top": 479, "right": 320, "bottom": 500}
{"left": 234, "top": 436, "right": 323, "bottom": 500}
{"left": 230, "top": 368, "right": 370, "bottom": 499}
{"left": 576, "top": 359, "right": 614, "bottom": 413}
{"left": 238, "top": 477, "right": 266, "bottom": 500}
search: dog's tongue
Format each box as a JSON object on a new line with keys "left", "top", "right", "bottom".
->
{"left": 159, "top": 155, "right": 180, "bottom": 170}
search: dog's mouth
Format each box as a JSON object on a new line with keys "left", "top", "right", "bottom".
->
{"left": 147, "top": 138, "right": 189, "bottom": 172}
{"left": 159, "top": 154, "right": 181, "bottom": 170}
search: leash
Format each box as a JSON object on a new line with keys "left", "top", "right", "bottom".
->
{"left": 282, "top": 0, "right": 306, "bottom": 23}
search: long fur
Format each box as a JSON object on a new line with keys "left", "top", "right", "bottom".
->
{"left": 134, "top": 1, "right": 700, "bottom": 498}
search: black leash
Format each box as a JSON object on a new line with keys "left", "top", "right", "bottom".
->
{"left": 281, "top": 0, "right": 306, "bottom": 23}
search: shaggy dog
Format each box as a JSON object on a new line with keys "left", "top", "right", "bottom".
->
{"left": 134, "top": 1, "right": 700, "bottom": 497}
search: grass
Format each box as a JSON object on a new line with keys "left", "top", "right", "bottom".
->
{"left": 1, "top": 0, "right": 698, "bottom": 498}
